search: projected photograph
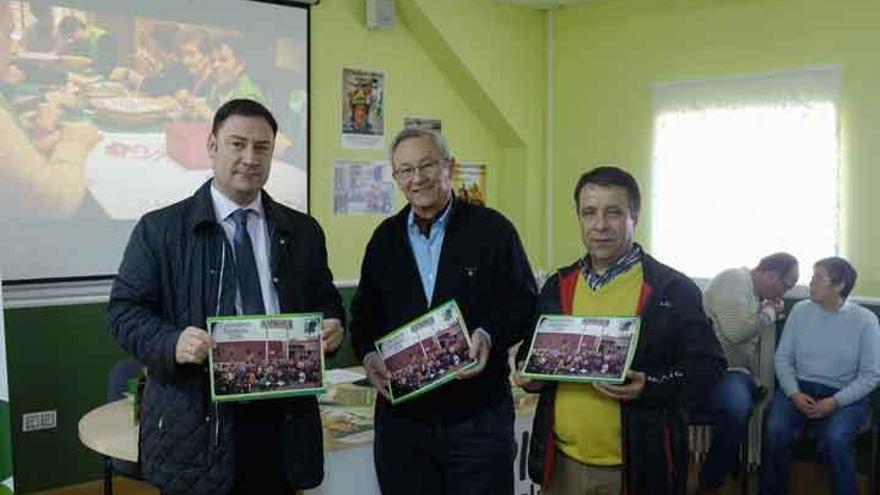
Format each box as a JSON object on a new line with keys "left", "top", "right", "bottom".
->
{"left": 522, "top": 315, "right": 640, "bottom": 385}
{"left": 209, "top": 313, "right": 324, "bottom": 402}
{"left": 0, "top": 1, "right": 308, "bottom": 222}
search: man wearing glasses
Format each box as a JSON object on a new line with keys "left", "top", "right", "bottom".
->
{"left": 761, "top": 257, "right": 880, "bottom": 495}
{"left": 697, "top": 253, "right": 799, "bottom": 493}
{"left": 350, "top": 128, "right": 538, "bottom": 494}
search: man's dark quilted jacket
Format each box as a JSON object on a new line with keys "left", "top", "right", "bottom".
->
{"left": 107, "top": 180, "right": 345, "bottom": 494}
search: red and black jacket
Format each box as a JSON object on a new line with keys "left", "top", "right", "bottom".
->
{"left": 519, "top": 253, "right": 725, "bottom": 495}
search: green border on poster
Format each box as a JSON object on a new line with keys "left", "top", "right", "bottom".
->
{"left": 520, "top": 314, "right": 641, "bottom": 385}
{"left": 207, "top": 312, "right": 326, "bottom": 402}
{"left": 374, "top": 300, "right": 477, "bottom": 405}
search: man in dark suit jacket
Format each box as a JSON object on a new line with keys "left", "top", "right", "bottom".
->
{"left": 108, "top": 99, "right": 344, "bottom": 495}
{"left": 350, "top": 128, "right": 538, "bottom": 495}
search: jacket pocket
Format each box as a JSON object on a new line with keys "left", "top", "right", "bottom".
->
{"left": 147, "top": 380, "right": 212, "bottom": 472}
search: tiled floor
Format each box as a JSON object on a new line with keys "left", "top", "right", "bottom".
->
{"left": 29, "top": 460, "right": 870, "bottom": 495}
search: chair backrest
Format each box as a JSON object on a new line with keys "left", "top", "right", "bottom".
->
{"left": 107, "top": 357, "right": 144, "bottom": 402}
{"left": 105, "top": 357, "right": 146, "bottom": 478}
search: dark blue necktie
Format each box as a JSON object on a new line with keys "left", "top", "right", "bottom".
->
{"left": 231, "top": 209, "right": 265, "bottom": 315}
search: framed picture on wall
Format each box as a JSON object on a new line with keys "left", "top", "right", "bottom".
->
{"left": 341, "top": 68, "right": 386, "bottom": 149}
{"left": 453, "top": 162, "right": 486, "bottom": 206}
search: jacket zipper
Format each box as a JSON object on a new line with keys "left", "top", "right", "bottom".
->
{"left": 211, "top": 236, "right": 226, "bottom": 449}
{"left": 214, "top": 403, "right": 220, "bottom": 446}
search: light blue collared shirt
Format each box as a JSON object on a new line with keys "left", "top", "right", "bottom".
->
{"left": 407, "top": 201, "right": 453, "bottom": 305}
{"left": 361, "top": 199, "right": 489, "bottom": 366}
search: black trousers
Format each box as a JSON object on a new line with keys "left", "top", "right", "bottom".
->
{"left": 230, "top": 401, "right": 295, "bottom": 495}
{"left": 374, "top": 398, "right": 516, "bottom": 495}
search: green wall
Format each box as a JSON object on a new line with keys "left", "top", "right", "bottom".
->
{"left": 553, "top": 0, "right": 880, "bottom": 296}
{"left": 5, "top": 303, "right": 127, "bottom": 492}
{"left": 399, "top": 0, "right": 549, "bottom": 264}
{"left": 311, "top": 0, "right": 548, "bottom": 279}
{"left": 3, "top": 288, "right": 358, "bottom": 493}
{"left": 2, "top": 1, "right": 548, "bottom": 492}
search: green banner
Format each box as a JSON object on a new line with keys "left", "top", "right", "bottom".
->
{"left": 0, "top": 277, "right": 13, "bottom": 493}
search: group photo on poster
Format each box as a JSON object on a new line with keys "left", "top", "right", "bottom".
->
{"left": 209, "top": 314, "right": 324, "bottom": 402}
{"left": 374, "top": 301, "right": 476, "bottom": 404}
{"left": 522, "top": 315, "right": 640, "bottom": 384}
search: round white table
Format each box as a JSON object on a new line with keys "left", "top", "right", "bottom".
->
{"left": 78, "top": 398, "right": 138, "bottom": 463}
{"left": 77, "top": 372, "right": 538, "bottom": 495}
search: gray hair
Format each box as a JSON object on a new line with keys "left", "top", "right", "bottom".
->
{"left": 756, "top": 252, "right": 798, "bottom": 278}
{"left": 389, "top": 128, "right": 452, "bottom": 164}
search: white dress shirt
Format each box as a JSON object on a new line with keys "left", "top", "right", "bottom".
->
{"left": 210, "top": 182, "right": 280, "bottom": 315}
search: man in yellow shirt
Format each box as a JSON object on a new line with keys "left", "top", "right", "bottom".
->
{"left": 519, "top": 166, "right": 725, "bottom": 495}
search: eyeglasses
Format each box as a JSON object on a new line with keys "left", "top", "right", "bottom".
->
{"left": 392, "top": 159, "right": 441, "bottom": 181}
{"left": 810, "top": 274, "right": 833, "bottom": 285}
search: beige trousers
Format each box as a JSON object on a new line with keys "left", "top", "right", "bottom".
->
{"left": 544, "top": 450, "right": 624, "bottom": 495}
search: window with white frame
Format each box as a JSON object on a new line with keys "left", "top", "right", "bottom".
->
{"left": 650, "top": 67, "right": 841, "bottom": 284}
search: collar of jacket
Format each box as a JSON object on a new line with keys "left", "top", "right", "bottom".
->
{"left": 559, "top": 245, "right": 682, "bottom": 311}
{"left": 185, "top": 179, "right": 298, "bottom": 238}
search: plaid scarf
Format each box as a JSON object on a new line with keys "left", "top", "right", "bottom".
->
{"left": 580, "top": 244, "right": 643, "bottom": 291}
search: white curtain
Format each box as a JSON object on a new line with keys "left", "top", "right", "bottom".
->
{"left": 650, "top": 66, "right": 842, "bottom": 284}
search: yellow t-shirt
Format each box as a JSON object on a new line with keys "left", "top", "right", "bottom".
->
{"left": 554, "top": 264, "right": 643, "bottom": 465}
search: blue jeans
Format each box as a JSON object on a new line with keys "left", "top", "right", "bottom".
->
{"left": 760, "top": 380, "right": 869, "bottom": 495}
{"left": 699, "top": 370, "right": 756, "bottom": 489}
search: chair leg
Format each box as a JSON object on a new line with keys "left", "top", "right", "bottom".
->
{"left": 870, "top": 427, "right": 877, "bottom": 495}
{"left": 519, "top": 430, "right": 529, "bottom": 481}
{"left": 739, "top": 438, "right": 749, "bottom": 495}
{"left": 741, "top": 433, "right": 750, "bottom": 495}
{"left": 103, "top": 456, "right": 114, "bottom": 495}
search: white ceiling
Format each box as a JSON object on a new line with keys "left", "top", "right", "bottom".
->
{"left": 495, "top": 0, "right": 595, "bottom": 10}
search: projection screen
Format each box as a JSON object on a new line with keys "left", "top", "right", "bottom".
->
{"left": 0, "top": 0, "right": 309, "bottom": 282}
